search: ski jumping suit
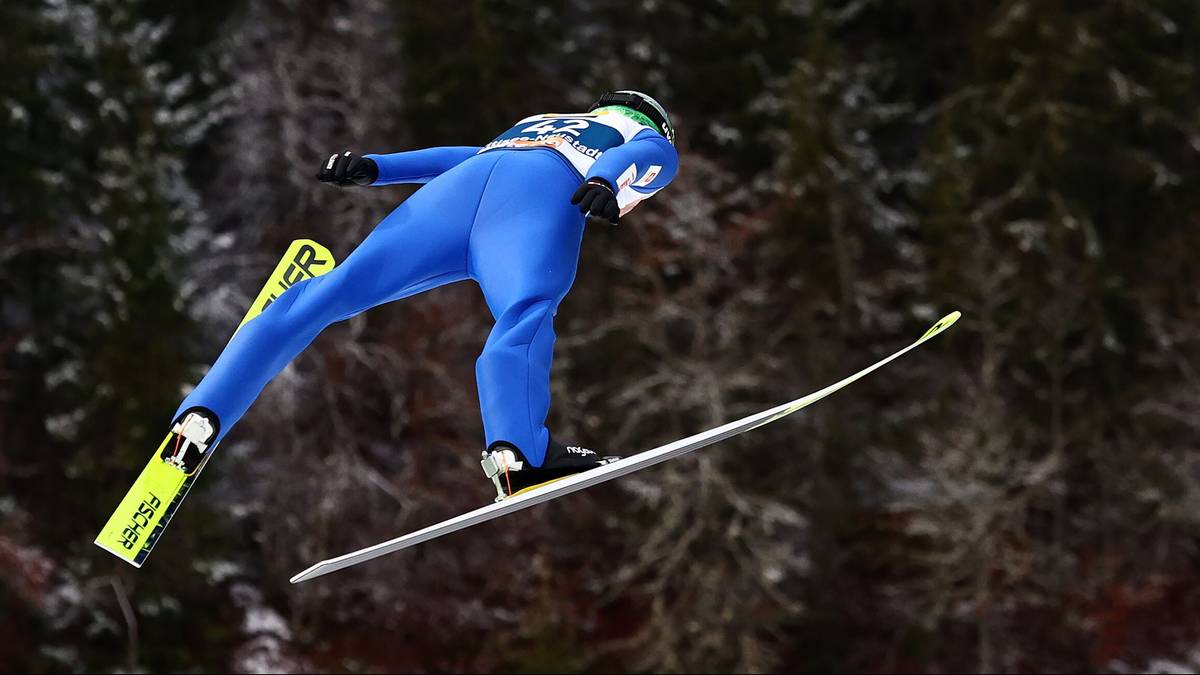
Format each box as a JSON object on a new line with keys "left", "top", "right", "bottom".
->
{"left": 176, "top": 110, "right": 678, "bottom": 466}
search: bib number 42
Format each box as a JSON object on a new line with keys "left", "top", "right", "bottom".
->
{"left": 522, "top": 118, "right": 590, "bottom": 136}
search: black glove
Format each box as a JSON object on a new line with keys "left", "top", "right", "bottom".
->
{"left": 571, "top": 178, "right": 620, "bottom": 225}
{"left": 316, "top": 151, "right": 379, "bottom": 187}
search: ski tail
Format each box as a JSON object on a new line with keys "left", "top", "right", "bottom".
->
{"left": 95, "top": 239, "right": 337, "bottom": 567}
{"left": 94, "top": 431, "right": 195, "bottom": 567}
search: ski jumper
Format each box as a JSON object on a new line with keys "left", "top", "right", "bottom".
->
{"left": 175, "top": 110, "right": 678, "bottom": 466}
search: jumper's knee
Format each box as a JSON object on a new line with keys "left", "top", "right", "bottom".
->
{"left": 488, "top": 298, "right": 555, "bottom": 348}
{"left": 245, "top": 275, "right": 342, "bottom": 341}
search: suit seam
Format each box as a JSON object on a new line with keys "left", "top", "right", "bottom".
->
{"left": 466, "top": 155, "right": 504, "bottom": 278}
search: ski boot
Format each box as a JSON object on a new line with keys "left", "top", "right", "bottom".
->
{"left": 481, "top": 437, "right": 620, "bottom": 501}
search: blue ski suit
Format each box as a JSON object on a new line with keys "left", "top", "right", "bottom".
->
{"left": 176, "top": 110, "right": 678, "bottom": 466}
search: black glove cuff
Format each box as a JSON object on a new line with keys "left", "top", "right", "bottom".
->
{"left": 586, "top": 177, "right": 615, "bottom": 193}
{"left": 352, "top": 156, "right": 380, "bottom": 186}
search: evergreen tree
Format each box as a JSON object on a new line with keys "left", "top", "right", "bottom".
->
{"left": 0, "top": 0, "right": 234, "bottom": 670}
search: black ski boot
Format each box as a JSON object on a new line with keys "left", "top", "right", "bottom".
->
{"left": 480, "top": 437, "right": 620, "bottom": 501}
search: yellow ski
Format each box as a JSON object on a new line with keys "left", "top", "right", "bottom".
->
{"left": 95, "top": 239, "right": 336, "bottom": 567}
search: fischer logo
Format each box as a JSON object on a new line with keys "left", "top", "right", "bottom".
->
{"left": 260, "top": 243, "right": 331, "bottom": 312}
{"left": 566, "top": 446, "right": 596, "bottom": 456}
{"left": 119, "top": 493, "right": 162, "bottom": 550}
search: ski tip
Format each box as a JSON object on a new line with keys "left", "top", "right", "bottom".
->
{"left": 917, "top": 310, "right": 961, "bottom": 343}
{"left": 289, "top": 562, "right": 326, "bottom": 584}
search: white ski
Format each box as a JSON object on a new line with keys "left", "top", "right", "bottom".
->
{"left": 290, "top": 311, "right": 961, "bottom": 584}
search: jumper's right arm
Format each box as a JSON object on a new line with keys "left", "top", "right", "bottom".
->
{"left": 364, "top": 146, "right": 481, "bottom": 185}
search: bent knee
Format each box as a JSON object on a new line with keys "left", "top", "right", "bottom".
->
{"left": 497, "top": 297, "right": 555, "bottom": 327}
{"left": 263, "top": 274, "right": 350, "bottom": 331}
{"left": 488, "top": 297, "right": 556, "bottom": 346}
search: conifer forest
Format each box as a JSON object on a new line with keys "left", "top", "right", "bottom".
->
{"left": 2, "top": 1, "right": 1200, "bottom": 672}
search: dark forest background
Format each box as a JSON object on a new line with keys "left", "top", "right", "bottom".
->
{"left": 3, "top": 0, "right": 1200, "bottom": 672}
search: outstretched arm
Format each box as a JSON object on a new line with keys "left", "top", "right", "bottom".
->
{"left": 364, "top": 146, "right": 482, "bottom": 185}
{"left": 571, "top": 129, "right": 679, "bottom": 223}
{"left": 317, "top": 146, "right": 481, "bottom": 187}
{"left": 588, "top": 130, "right": 678, "bottom": 203}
